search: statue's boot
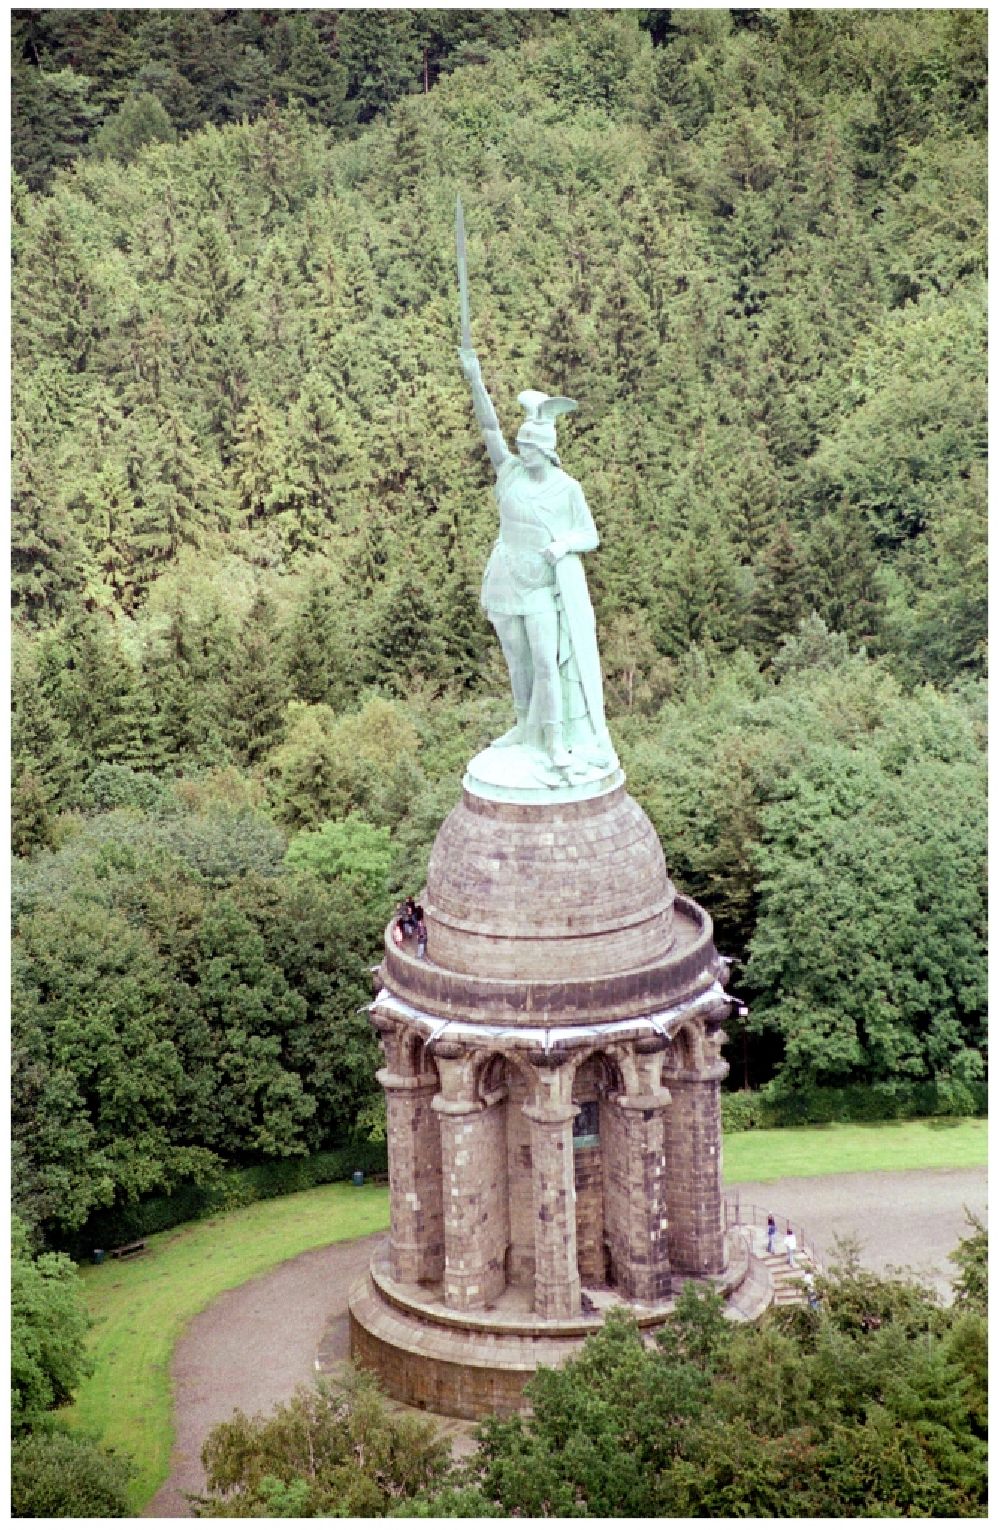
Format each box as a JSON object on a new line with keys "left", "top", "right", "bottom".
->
{"left": 493, "top": 710, "right": 528, "bottom": 748}
{"left": 544, "top": 723, "right": 572, "bottom": 769}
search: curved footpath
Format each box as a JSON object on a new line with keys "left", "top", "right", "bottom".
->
{"left": 146, "top": 1167, "right": 985, "bottom": 1518}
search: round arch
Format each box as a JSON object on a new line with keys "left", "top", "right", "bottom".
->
{"left": 662, "top": 1021, "right": 700, "bottom": 1078}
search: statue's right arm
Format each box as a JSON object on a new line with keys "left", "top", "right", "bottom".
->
{"left": 458, "top": 349, "right": 509, "bottom": 474}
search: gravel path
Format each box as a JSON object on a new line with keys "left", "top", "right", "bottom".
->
{"left": 145, "top": 1167, "right": 986, "bottom": 1517}
{"left": 145, "top": 1233, "right": 385, "bottom": 1518}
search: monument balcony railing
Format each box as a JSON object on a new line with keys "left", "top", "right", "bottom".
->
{"left": 379, "top": 893, "right": 724, "bottom": 1027}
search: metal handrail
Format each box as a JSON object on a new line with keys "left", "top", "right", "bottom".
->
{"left": 724, "top": 1196, "right": 821, "bottom": 1269}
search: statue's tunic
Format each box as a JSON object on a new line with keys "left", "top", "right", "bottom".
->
{"left": 481, "top": 458, "right": 597, "bottom": 616}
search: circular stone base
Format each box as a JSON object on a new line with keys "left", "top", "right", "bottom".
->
{"left": 345, "top": 1237, "right": 758, "bottom": 1422}
{"left": 464, "top": 743, "right": 623, "bottom": 804}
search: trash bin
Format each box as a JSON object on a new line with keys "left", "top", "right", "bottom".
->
{"left": 93, "top": 1249, "right": 105, "bottom": 1265}
{"left": 352, "top": 1170, "right": 364, "bottom": 1187}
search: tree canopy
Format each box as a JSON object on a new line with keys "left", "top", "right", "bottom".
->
{"left": 194, "top": 1245, "right": 988, "bottom": 1518}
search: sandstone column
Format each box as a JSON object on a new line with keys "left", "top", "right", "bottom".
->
{"left": 523, "top": 1100, "right": 580, "bottom": 1318}
{"left": 433, "top": 1069, "right": 509, "bottom": 1310}
{"left": 664, "top": 1057, "right": 728, "bottom": 1276}
{"left": 378, "top": 1066, "right": 444, "bottom": 1285}
{"left": 613, "top": 1096, "right": 671, "bottom": 1301}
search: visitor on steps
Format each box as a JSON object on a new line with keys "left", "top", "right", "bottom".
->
{"left": 766, "top": 1213, "right": 777, "bottom": 1255}
{"left": 784, "top": 1225, "right": 797, "bottom": 1266}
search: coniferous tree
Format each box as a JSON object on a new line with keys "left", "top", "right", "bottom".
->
{"left": 58, "top": 606, "right": 151, "bottom": 776}
{"left": 11, "top": 422, "right": 87, "bottom": 624}
{"left": 750, "top": 521, "right": 811, "bottom": 656}
{"left": 224, "top": 593, "right": 291, "bottom": 767}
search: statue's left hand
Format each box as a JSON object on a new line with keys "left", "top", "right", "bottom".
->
{"left": 544, "top": 539, "right": 569, "bottom": 565}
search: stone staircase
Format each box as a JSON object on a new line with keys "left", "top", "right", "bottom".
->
{"left": 759, "top": 1250, "right": 818, "bottom": 1308}
{"left": 724, "top": 1202, "right": 822, "bottom": 1314}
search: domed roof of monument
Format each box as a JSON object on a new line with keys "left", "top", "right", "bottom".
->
{"left": 380, "top": 779, "right": 723, "bottom": 1029}
{"left": 425, "top": 783, "right": 675, "bottom": 982}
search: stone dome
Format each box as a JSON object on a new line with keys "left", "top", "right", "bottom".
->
{"left": 427, "top": 785, "right": 675, "bottom": 980}
{"left": 382, "top": 782, "right": 724, "bottom": 1027}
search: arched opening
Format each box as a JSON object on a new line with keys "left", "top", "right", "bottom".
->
{"left": 570, "top": 1050, "right": 625, "bottom": 1292}
{"left": 476, "top": 1050, "right": 510, "bottom": 1100}
{"left": 405, "top": 1029, "right": 431, "bottom": 1079}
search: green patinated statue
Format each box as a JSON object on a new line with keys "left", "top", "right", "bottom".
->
{"left": 455, "top": 189, "right": 616, "bottom": 792}
{"left": 458, "top": 350, "right": 614, "bottom": 776}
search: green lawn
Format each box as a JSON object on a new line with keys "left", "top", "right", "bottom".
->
{"left": 724, "top": 1116, "right": 987, "bottom": 1184}
{"left": 62, "top": 1182, "right": 390, "bottom": 1513}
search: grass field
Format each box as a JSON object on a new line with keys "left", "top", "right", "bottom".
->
{"left": 62, "top": 1117, "right": 986, "bottom": 1512}
{"left": 62, "top": 1182, "right": 390, "bottom": 1512}
{"left": 724, "top": 1116, "right": 987, "bottom": 1184}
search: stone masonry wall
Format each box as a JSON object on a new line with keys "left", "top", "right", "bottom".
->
{"left": 506, "top": 1069, "right": 535, "bottom": 1286}
{"left": 526, "top": 1104, "right": 581, "bottom": 1318}
{"left": 600, "top": 1096, "right": 628, "bottom": 1289}
{"left": 439, "top": 1100, "right": 509, "bottom": 1308}
{"left": 385, "top": 1080, "right": 444, "bottom": 1285}
{"left": 479, "top": 1097, "right": 511, "bottom": 1302}
{"left": 425, "top": 788, "right": 676, "bottom": 981}
{"left": 616, "top": 1105, "right": 671, "bottom": 1301}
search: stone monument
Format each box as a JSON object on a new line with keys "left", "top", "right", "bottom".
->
{"left": 347, "top": 201, "right": 745, "bottom": 1419}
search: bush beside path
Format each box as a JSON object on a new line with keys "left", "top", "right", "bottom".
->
{"left": 62, "top": 1183, "right": 389, "bottom": 1514}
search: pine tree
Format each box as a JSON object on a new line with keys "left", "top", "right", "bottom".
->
{"left": 224, "top": 593, "right": 291, "bottom": 767}
{"left": 231, "top": 395, "right": 292, "bottom": 530}
{"left": 141, "top": 600, "right": 232, "bottom": 771}
{"left": 58, "top": 606, "right": 151, "bottom": 774}
{"left": 273, "top": 14, "right": 350, "bottom": 128}
{"left": 366, "top": 571, "right": 447, "bottom": 693}
{"left": 750, "top": 521, "right": 811, "bottom": 657}
{"left": 11, "top": 422, "right": 87, "bottom": 624}
{"left": 285, "top": 570, "right": 355, "bottom": 709}
{"left": 11, "top": 641, "right": 78, "bottom": 823}
{"left": 336, "top": 9, "right": 420, "bottom": 123}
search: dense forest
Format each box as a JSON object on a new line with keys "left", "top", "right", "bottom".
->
{"left": 12, "top": 8, "right": 987, "bottom": 1259}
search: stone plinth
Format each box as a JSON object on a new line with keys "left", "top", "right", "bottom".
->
{"left": 345, "top": 1229, "right": 754, "bottom": 1421}
{"left": 348, "top": 776, "right": 740, "bottom": 1419}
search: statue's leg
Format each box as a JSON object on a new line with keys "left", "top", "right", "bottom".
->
{"left": 524, "top": 608, "right": 570, "bottom": 767}
{"left": 490, "top": 613, "right": 532, "bottom": 746}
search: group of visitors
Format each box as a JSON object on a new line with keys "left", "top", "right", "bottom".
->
{"left": 767, "top": 1213, "right": 819, "bottom": 1307}
{"left": 393, "top": 896, "right": 427, "bottom": 959}
{"left": 766, "top": 1212, "right": 797, "bottom": 1262}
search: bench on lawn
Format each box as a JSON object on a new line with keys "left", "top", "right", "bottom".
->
{"left": 109, "top": 1239, "right": 146, "bottom": 1260}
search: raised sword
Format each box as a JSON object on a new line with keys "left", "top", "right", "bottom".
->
{"left": 455, "top": 193, "right": 472, "bottom": 349}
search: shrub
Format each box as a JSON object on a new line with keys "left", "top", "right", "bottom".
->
{"left": 75, "top": 1140, "right": 388, "bottom": 1256}
{"left": 722, "top": 1080, "right": 987, "bottom": 1133}
{"left": 720, "top": 1091, "right": 765, "bottom": 1133}
{"left": 79, "top": 763, "right": 168, "bottom": 814}
{"left": 11, "top": 1430, "right": 133, "bottom": 1517}
{"left": 11, "top": 1216, "right": 92, "bottom": 1433}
